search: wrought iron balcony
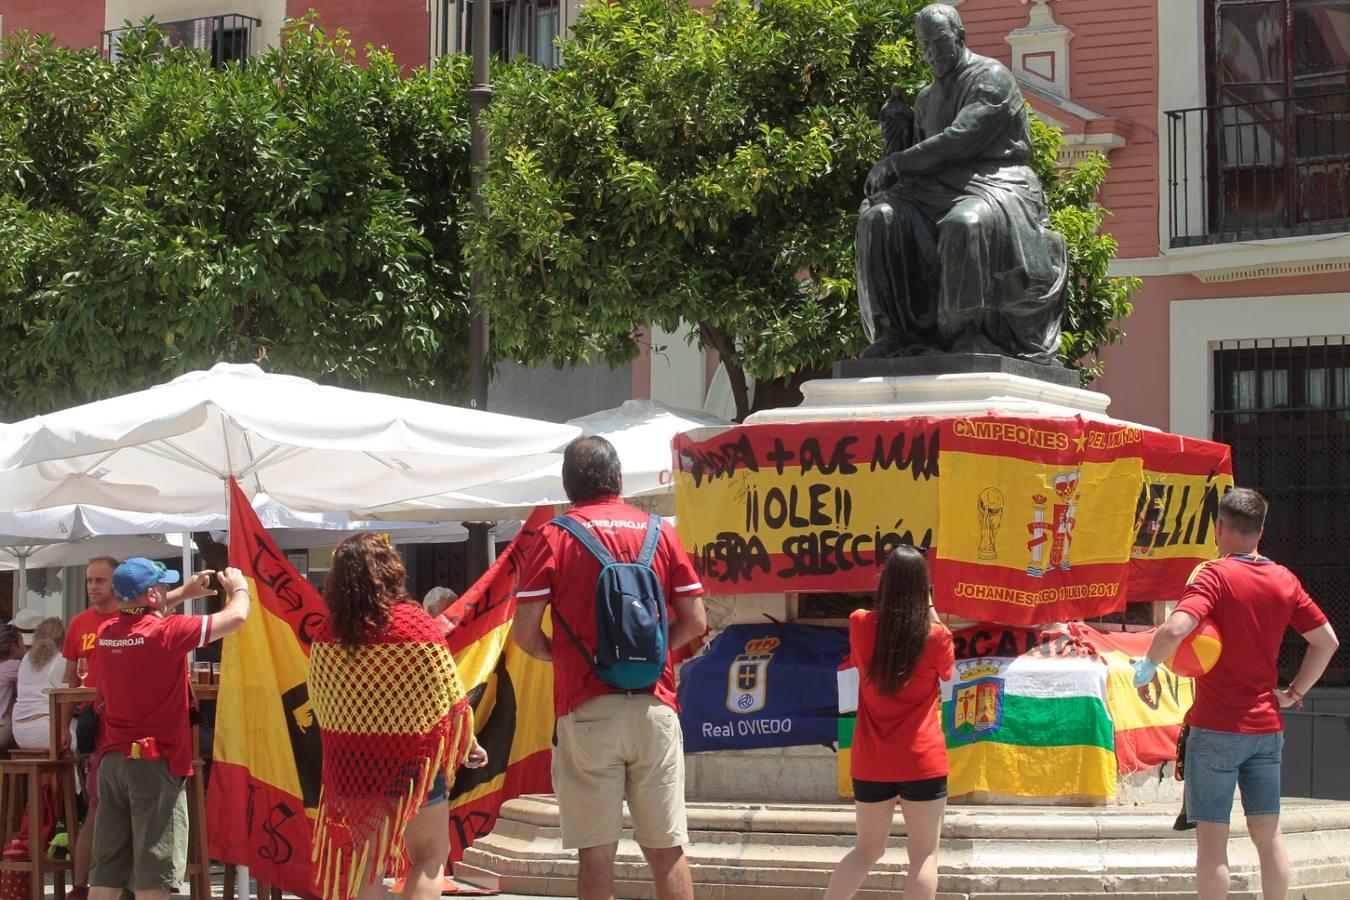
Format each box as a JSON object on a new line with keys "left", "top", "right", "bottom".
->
{"left": 1165, "top": 90, "right": 1350, "bottom": 247}
{"left": 102, "top": 14, "right": 261, "bottom": 67}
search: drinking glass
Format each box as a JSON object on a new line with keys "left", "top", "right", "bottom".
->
{"left": 76, "top": 657, "right": 89, "bottom": 687}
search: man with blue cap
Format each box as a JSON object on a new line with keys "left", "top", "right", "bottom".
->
{"left": 87, "top": 558, "right": 251, "bottom": 900}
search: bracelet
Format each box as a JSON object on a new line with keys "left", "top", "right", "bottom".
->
{"left": 231, "top": 588, "right": 250, "bottom": 597}
{"left": 1285, "top": 686, "right": 1305, "bottom": 708}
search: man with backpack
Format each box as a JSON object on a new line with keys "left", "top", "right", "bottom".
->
{"left": 513, "top": 435, "right": 707, "bottom": 900}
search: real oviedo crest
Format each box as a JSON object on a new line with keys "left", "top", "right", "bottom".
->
{"left": 725, "top": 636, "right": 781, "bottom": 714}
{"left": 948, "top": 659, "right": 1005, "bottom": 741}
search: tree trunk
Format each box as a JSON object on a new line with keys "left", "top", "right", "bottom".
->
{"left": 699, "top": 321, "right": 752, "bottom": 421}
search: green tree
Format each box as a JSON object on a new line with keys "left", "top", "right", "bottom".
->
{"left": 0, "top": 20, "right": 472, "bottom": 419}
{"left": 470, "top": 0, "right": 1136, "bottom": 420}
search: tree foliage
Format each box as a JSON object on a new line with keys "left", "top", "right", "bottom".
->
{"left": 470, "top": 0, "right": 1136, "bottom": 419}
{"left": 0, "top": 20, "right": 472, "bottom": 419}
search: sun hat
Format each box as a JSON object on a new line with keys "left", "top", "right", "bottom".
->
{"left": 9, "top": 608, "right": 45, "bottom": 634}
{"left": 111, "top": 557, "right": 182, "bottom": 603}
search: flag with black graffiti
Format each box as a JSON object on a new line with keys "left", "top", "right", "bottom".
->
{"left": 441, "top": 506, "right": 556, "bottom": 864}
{"left": 207, "top": 478, "right": 325, "bottom": 897}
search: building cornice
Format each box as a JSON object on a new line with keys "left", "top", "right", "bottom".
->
{"left": 1109, "top": 233, "right": 1350, "bottom": 281}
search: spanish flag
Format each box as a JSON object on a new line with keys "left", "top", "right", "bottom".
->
{"left": 1078, "top": 624, "right": 1195, "bottom": 774}
{"left": 934, "top": 416, "right": 1142, "bottom": 626}
{"left": 442, "top": 506, "right": 556, "bottom": 864}
{"left": 1124, "top": 431, "right": 1233, "bottom": 603}
{"left": 206, "top": 478, "right": 324, "bottom": 896}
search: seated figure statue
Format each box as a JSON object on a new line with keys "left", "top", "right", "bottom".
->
{"left": 856, "top": 3, "right": 1068, "bottom": 361}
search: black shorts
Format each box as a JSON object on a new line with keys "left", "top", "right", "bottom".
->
{"left": 852, "top": 776, "right": 948, "bottom": 804}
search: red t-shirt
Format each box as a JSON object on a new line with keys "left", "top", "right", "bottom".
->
{"left": 518, "top": 497, "right": 704, "bottom": 719}
{"left": 94, "top": 610, "right": 212, "bottom": 776}
{"left": 1175, "top": 555, "right": 1328, "bottom": 734}
{"left": 848, "top": 610, "right": 954, "bottom": 782}
{"left": 63, "top": 606, "right": 120, "bottom": 689}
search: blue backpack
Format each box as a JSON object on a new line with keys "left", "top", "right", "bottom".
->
{"left": 550, "top": 514, "right": 669, "bottom": 691}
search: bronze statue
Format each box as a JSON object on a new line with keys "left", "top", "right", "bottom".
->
{"left": 855, "top": 3, "right": 1068, "bottom": 361}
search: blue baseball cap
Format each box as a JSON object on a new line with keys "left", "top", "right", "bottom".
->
{"left": 112, "top": 557, "right": 182, "bottom": 603}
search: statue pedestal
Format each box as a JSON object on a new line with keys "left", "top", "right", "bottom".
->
{"left": 746, "top": 368, "right": 1127, "bottom": 426}
{"left": 833, "top": 352, "right": 1081, "bottom": 386}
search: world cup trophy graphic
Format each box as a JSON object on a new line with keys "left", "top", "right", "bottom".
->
{"left": 977, "top": 487, "right": 1005, "bottom": 560}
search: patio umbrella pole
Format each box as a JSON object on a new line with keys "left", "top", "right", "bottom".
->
{"left": 463, "top": 521, "right": 496, "bottom": 581}
{"left": 15, "top": 551, "right": 27, "bottom": 612}
{"left": 181, "top": 532, "right": 195, "bottom": 614}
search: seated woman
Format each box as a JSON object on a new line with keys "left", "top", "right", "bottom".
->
{"left": 13, "top": 617, "right": 67, "bottom": 750}
{"left": 0, "top": 624, "right": 22, "bottom": 749}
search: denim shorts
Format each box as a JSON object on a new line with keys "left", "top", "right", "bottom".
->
{"left": 422, "top": 768, "right": 448, "bottom": 808}
{"left": 1185, "top": 727, "right": 1283, "bottom": 825}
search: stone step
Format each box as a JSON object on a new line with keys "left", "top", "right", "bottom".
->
{"left": 455, "top": 796, "right": 1350, "bottom": 899}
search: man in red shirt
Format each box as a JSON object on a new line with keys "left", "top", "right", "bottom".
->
{"left": 513, "top": 435, "right": 706, "bottom": 900}
{"left": 61, "top": 556, "right": 215, "bottom": 900}
{"left": 87, "top": 558, "right": 251, "bottom": 900}
{"left": 1135, "top": 488, "right": 1339, "bottom": 900}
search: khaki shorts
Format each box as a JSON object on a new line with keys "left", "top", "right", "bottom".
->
{"left": 553, "top": 693, "right": 687, "bottom": 850}
{"left": 90, "top": 753, "right": 189, "bottom": 891}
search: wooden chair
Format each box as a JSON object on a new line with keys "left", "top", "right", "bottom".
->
{"left": 0, "top": 754, "right": 81, "bottom": 900}
{"left": 184, "top": 760, "right": 211, "bottom": 900}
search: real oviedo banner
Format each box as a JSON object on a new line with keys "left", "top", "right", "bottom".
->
{"left": 677, "top": 623, "right": 847, "bottom": 752}
{"left": 673, "top": 416, "right": 1233, "bottom": 625}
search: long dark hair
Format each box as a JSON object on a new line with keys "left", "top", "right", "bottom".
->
{"left": 323, "top": 532, "right": 411, "bottom": 646}
{"left": 866, "top": 545, "right": 933, "bottom": 696}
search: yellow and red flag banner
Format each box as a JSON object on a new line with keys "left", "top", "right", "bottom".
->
{"left": 1076, "top": 624, "right": 1195, "bottom": 774}
{"left": 207, "top": 478, "right": 324, "bottom": 897}
{"left": 674, "top": 418, "right": 941, "bottom": 593}
{"left": 934, "top": 416, "right": 1144, "bottom": 625}
{"left": 1126, "top": 431, "right": 1233, "bottom": 602}
{"left": 673, "top": 416, "right": 1233, "bottom": 625}
{"left": 442, "top": 506, "right": 556, "bottom": 864}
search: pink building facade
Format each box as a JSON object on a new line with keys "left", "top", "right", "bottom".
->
{"left": 957, "top": 0, "right": 1349, "bottom": 688}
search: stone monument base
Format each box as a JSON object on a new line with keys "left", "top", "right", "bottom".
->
{"left": 456, "top": 795, "right": 1350, "bottom": 898}
{"left": 834, "top": 352, "right": 1081, "bottom": 388}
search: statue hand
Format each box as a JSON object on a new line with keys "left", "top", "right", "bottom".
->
{"left": 864, "top": 160, "right": 897, "bottom": 198}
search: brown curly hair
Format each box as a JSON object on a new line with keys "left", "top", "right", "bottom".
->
{"left": 323, "top": 532, "right": 412, "bottom": 646}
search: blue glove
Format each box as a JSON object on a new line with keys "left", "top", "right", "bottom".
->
{"left": 1132, "top": 657, "right": 1157, "bottom": 688}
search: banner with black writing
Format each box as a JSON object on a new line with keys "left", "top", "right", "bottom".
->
{"left": 673, "top": 416, "right": 1233, "bottom": 625}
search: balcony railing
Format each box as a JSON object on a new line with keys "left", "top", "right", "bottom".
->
{"left": 103, "top": 14, "right": 261, "bottom": 67}
{"left": 1165, "top": 90, "right": 1350, "bottom": 247}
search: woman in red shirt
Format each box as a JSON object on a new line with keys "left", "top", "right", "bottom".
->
{"left": 825, "top": 546, "right": 955, "bottom": 900}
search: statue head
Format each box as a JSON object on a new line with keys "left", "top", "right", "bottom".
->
{"left": 915, "top": 4, "right": 966, "bottom": 78}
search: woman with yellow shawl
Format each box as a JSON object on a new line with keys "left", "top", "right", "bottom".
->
{"left": 308, "top": 533, "right": 487, "bottom": 900}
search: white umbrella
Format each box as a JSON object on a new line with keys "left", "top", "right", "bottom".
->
{"left": 0, "top": 363, "right": 580, "bottom": 516}
{"left": 2, "top": 533, "right": 193, "bottom": 611}
{"left": 0, "top": 533, "right": 191, "bottom": 573}
{"left": 358, "top": 399, "right": 731, "bottom": 519}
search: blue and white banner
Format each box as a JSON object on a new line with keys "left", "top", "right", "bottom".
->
{"left": 678, "top": 623, "right": 847, "bottom": 752}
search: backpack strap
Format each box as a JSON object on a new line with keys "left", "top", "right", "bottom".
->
{"left": 636, "top": 514, "right": 662, "bottom": 568}
{"left": 546, "top": 516, "right": 606, "bottom": 676}
{"left": 550, "top": 515, "right": 618, "bottom": 567}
